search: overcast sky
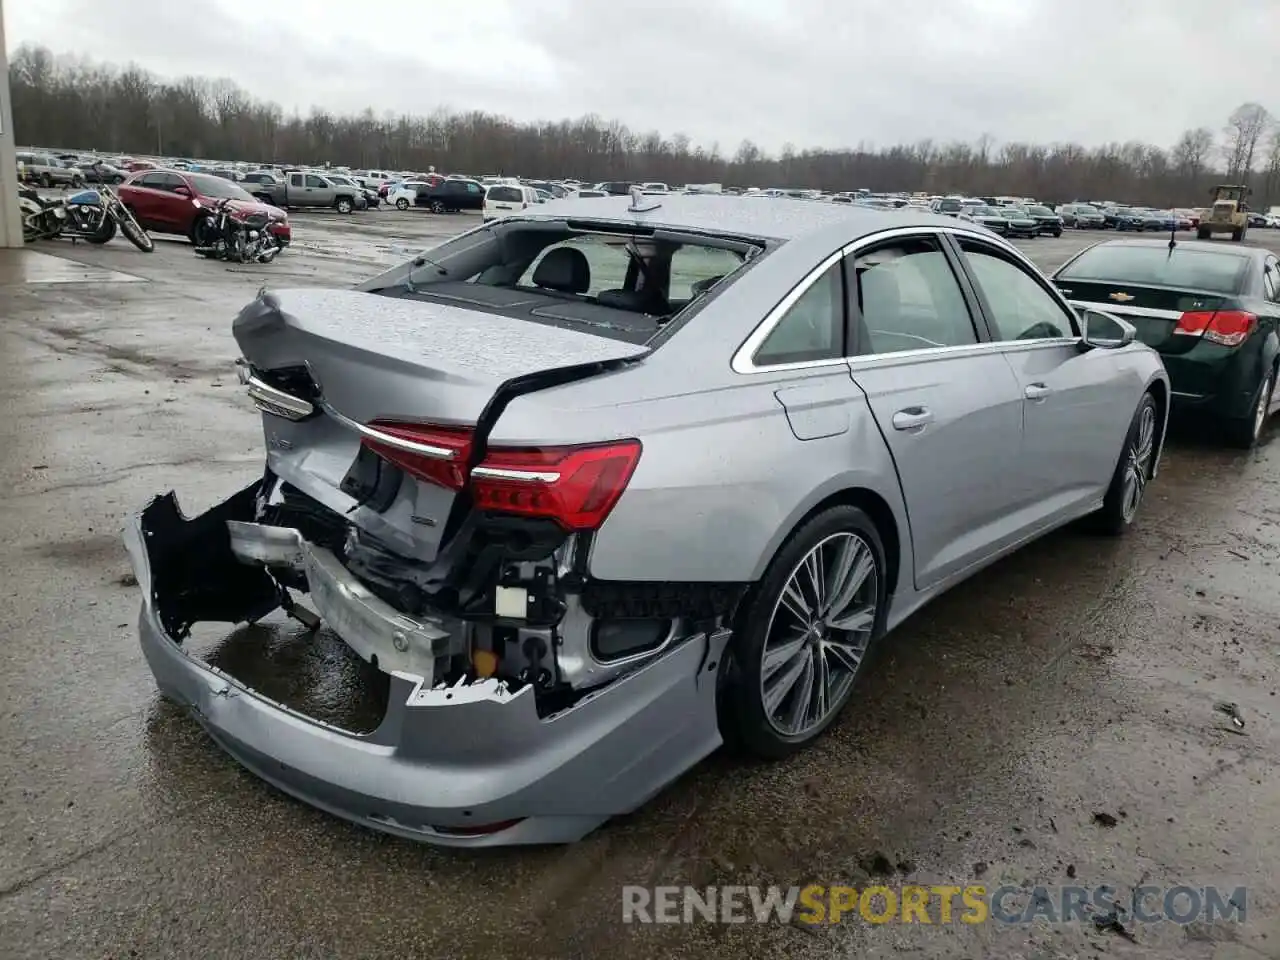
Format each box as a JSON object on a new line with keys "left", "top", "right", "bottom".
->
{"left": 6, "top": 0, "right": 1278, "bottom": 154}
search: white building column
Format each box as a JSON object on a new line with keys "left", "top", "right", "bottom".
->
{"left": 0, "top": 0, "right": 24, "bottom": 248}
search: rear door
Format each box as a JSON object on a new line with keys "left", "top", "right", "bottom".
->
{"left": 952, "top": 235, "right": 1130, "bottom": 528}
{"left": 844, "top": 232, "right": 1026, "bottom": 589}
{"left": 125, "top": 172, "right": 170, "bottom": 228}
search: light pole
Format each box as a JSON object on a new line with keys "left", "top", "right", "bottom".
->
{"left": 0, "top": 0, "right": 24, "bottom": 247}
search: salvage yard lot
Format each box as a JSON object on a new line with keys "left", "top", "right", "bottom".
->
{"left": 3, "top": 211, "right": 1280, "bottom": 960}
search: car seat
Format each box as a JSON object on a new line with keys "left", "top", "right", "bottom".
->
{"left": 532, "top": 247, "right": 590, "bottom": 296}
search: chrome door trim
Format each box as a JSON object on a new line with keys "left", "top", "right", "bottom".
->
{"left": 732, "top": 224, "right": 1066, "bottom": 375}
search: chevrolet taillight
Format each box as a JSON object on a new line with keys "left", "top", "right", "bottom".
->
{"left": 1174, "top": 310, "right": 1257, "bottom": 347}
{"left": 359, "top": 422, "right": 641, "bottom": 531}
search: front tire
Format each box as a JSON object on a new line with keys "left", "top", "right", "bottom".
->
{"left": 721, "top": 505, "right": 887, "bottom": 759}
{"left": 118, "top": 207, "right": 154, "bottom": 252}
{"left": 1093, "top": 392, "right": 1158, "bottom": 535}
{"left": 1197, "top": 227, "right": 1210, "bottom": 240}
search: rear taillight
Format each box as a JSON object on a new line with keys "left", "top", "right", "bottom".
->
{"left": 1174, "top": 310, "right": 1257, "bottom": 347}
{"left": 360, "top": 423, "right": 642, "bottom": 530}
{"left": 471, "top": 440, "right": 642, "bottom": 531}
{"left": 360, "top": 420, "right": 473, "bottom": 490}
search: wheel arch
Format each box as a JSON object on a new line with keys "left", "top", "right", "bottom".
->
{"left": 1144, "top": 371, "right": 1170, "bottom": 478}
{"left": 748, "top": 480, "right": 908, "bottom": 606}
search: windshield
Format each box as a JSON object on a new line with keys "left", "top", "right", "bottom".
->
{"left": 189, "top": 174, "right": 254, "bottom": 201}
{"left": 1059, "top": 245, "right": 1250, "bottom": 294}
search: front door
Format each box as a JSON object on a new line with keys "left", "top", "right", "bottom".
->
{"left": 845, "top": 233, "right": 1026, "bottom": 589}
{"left": 951, "top": 235, "right": 1129, "bottom": 529}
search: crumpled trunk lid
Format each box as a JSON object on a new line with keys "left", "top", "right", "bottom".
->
{"left": 232, "top": 288, "right": 647, "bottom": 563}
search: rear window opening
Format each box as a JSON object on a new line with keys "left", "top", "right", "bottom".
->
{"left": 1059, "top": 245, "right": 1250, "bottom": 295}
{"left": 361, "top": 220, "right": 761, "bottom": 344}
{"left": 487, "top": 186, "right": 523, "bottom": 203}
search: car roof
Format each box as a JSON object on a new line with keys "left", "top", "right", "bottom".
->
{"left": 520, "top": 193, "right": 961, "bottom": 244}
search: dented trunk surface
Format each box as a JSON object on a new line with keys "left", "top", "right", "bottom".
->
{"left": 233, "top": 288, "right": 649, "bottom": 564}
{"left": 126, "top": 287, "right": 733, "bottom": 845}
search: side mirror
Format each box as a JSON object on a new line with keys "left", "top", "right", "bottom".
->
{"left": 1079, "top": 308, "right": 1136, "bottom": 350}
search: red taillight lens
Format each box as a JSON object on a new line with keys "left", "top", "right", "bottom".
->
{"left": 471, "top": 440, "right": 642, "bottom": 531}
{"left": 1174, "top": 310, "right": 1257, "bottom": 347}
{"left": 360, "top": 420, "right": 473, "bottom": 490}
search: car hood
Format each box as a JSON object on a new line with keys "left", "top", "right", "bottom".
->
{"left": 215, "top": 198, "right": 287, "bottom": 219}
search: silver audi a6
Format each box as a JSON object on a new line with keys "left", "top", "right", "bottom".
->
{"left": 126, "top": 192, "right": 1169, "bottom": 846}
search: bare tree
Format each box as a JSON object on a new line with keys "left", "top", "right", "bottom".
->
{"left": 1223, "top": 103, "right": 1272, "bottom": 182}
{"left": 8, "top": 43, "right": 1276, "bottom": 206}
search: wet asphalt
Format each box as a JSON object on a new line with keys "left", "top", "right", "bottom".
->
{"left": 3, "top": 209, "right": 1280, "bottom": 960}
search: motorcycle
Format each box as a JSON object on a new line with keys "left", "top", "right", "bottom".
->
{"left": 19, "top": 185, "right": 154, "bottom": 252}
{"left": 192, "top": 198, "right": 282, "bottom": 264}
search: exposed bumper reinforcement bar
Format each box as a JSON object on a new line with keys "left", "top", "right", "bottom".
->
{"left": 125, "top": 485, "right": 731, "bottom": 846}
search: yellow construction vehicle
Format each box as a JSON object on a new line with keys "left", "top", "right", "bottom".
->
{"left": 1197, "top": 184, "right": 1251, "bottom": 241}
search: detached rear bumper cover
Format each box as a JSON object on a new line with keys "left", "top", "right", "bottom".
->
{"left": 125, "top": 486, "right": 729, "bottom": 846}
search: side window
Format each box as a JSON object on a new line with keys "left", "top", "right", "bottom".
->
{"left": 305, "top": 175, "right": 327, "bottom": 188}
{"left": 289, "top": 174, "right": 303, "bottom": 187}
{"left": 1264, "top": 261, "right": 1279, "bottom": 302}
{"left": 958, "top": 240, "right": 1078, "bottom": 341}
{"left": 133, "top": 173, "right": 161, "bottom": 189}
{"left": 467, "top": 183, "right": 482, "bottom": 195}
{"left": 849, "top": 236, "right": 977, "bottom": 355}
{"left": 157, "top": 173, "right": 186, "bottom": 192}
{"left": 753, "top": 260, "right": 843, "bottom": 367}
{"left": 669, "top": 246, "right": 744, "bottom": 301}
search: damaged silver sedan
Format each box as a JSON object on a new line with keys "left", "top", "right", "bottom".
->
{"left": 127, "top": 193, "right": 1168, "bottom": 845}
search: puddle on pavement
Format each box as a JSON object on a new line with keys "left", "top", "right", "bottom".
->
{"left": 184, "top": 610, "right": 391, "bottom": 734}
{"left": 0, "top": 248, "right": 148, "bottom": 284}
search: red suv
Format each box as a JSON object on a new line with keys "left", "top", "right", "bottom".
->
{"left": 118, "top": 170, "right": 291, "bottom": 245}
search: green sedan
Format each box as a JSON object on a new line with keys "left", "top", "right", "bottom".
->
{"left": 1052, "top": 237, "right": 1280, "bottom": 448}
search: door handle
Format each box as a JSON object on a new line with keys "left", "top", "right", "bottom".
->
{"left": 1024, "top": 383, "right": 1051, "bottom": 401}
{"left": 891, "top": 407, "right": 934, "bottom": 431}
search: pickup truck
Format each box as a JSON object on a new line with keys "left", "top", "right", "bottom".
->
{"left": 249, "top": 171, "right": 363, "bottom": 212}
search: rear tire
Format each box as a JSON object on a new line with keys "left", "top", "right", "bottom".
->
{"left": 1093, "top": 391, "right": 1159, "bottom": 536}
{"left": 335, "top": 197, "right": 354, "bottom": 214}
{"left": 1225, "top": 368, "right": 1274, "bottom": 449}
{"left": 721, "top": 504, "right": 888, "bottom": 759}
{"left": 396, "top": 198, "right": 409, "bottom": 210}
{"left": 429, "top": 200, "right": 446, "bottom": 214}
{"left": 1197, "top": 227, "right": 1210, "bottom": 240}
{"left": 1053, "top": 229, "right": 1062, "bottom": 238}
{"left": 85, "top": 218, "right": 117, "bottom": 244}
{"left": 1231, "top": 228, "right": 1243, "bottom": 242}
